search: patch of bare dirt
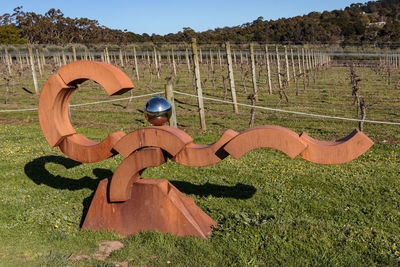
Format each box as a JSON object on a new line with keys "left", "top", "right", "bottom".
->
{"left": 115, "top": 262, "right": 129, "bottom": 267}
{"left": 71, "top": 240, "right": 124, "bottom": 263}
{"left": 92, "top": 241, "right": 124, "bottom": 261}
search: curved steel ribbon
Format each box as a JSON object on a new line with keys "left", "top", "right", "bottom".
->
{"left": 223, "top": 125, "right": 307, "bottom": 159}
{"left": 109, "top": 147, "right": 166, "bottom": 202}
{"left": 298, "top": 129, "right": 374, "bottom": 165}
{"left": 113, "top": 126, "right": 193, "bottom": 158}
{"left": 174, "top": 129, "right": 239, "bottom": 167}
{"left": 38, "top": 61, "right": 134, "bottom": 162}
{"left": 109, "top": 125, "right": 373, "bottom": 202}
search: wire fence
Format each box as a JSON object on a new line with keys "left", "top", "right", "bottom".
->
{"left": 1, "top": 89, "right": 399, "bottom": 126}
{"left": 173, "top": 91, "right": 400, "bottom": 126}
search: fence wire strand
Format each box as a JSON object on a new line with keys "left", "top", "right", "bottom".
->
{"left": 0, "top": 91, "right": 163, "bottom": 113}
{"left": 173, "top": 90, "right": 400, "bottom": 126}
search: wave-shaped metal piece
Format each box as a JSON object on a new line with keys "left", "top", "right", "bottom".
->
{"left": 108, "top": 125, "right": 373, "bottom": 202}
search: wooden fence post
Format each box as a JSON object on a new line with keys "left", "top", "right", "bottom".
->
{"left": 250, "top": 43, "right": 258, "bottom": 101}
{"left": 146, "top": 50, "right": 150, "bottom": 65}
{"left": 133, "top": 46, "right": 140, "bottom": 80}
{"left": 192, "top": 38, "right": 206, "bottom": 130}
{"left": 82, "top": 51, "right": 86, "bottom": 61}
{"left": 296, "top": 47, "right": 302, "bottom": 96}
{"left": 28, "top": 46, "right": 39, "bottom": 95}
{"left": 265, "top": 45, "right": 272, "bottom": 95}
{"left": 165, "top": 78, "right": 177, "bottom": 127}
{"left": 119, "top": 48, "right": 124, "bottom": 67}
{"left": 53, "top": 54, "right": 57, "bottom": 67}
{"left": 4, "top": 48, "right": 12, "bottom": 76}
{"left": 105, "top": 47, "right": 110, "bottom": 64}
{"left": 284, "top": 46, "right": 290, "bottom": 86}
{"left": 36, "top": 49, "right": 43, "bottom": 78}
{"left": 7, "top": 52, "right": 12, "bottom": 65}
{"left": 199, "top": 48, "right": 203, "bottom": 64}
{"left": 291, "top": 48, "right": 297, "bottom": 84}
{"left": 18, "top": 52, "right": 23, "bottom": 70}
{"left": 225, "top": 42, "right": 239, "bottom": 113}
{"left": 276, "top": 45, "right": 282, "bottom": 89}
{"left": 301, "top": 48, "right": 307, "bottom": 90}
{"left": 209, "top": 49, "right": 214, "bottom": 71}
{"left": 312, "top": 50, "right": 316, "bottom": 69}
{"left": 25, "top": 53, "right": 29, "bottom": 66}
{"left": 41, "top": 53, "right": 45, "bottom": 71}
{"left": 55, "top": 53, "right": 58, "bottom": 66}
{"left": 158, "top": 49, "right": 162, "bottom": 68}
{"left": 172, "top": 48, "right": 177, "bottom": 76}
{"left": 153, "top": 47, "right": 160, "bottom": 79}
{"left": 72, "top": 45, "right": 77, "bottom": 62}
{"left": 185, "top": 48, "right": 191, "bottom": 73}
{"left": 310, "top": 49, "right": 314, "bottom": 69}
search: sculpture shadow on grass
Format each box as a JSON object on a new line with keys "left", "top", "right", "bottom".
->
{"left": 24, "top": 155, "right": 257, "bottom": 226}
{"left": 24, "top": 155, "right": 257, "bottom": 200}
{"left": 24, "top": 155, "right": 114, "bottom": 227}
{"left": 170, "top": 180, "right": 256, "bottom": 200}
{"left": 24, "top": 155, "right": 112, "bottom": 191}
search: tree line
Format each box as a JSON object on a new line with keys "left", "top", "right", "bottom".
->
{"left": 0, "top": 7, "right": 144, "bottom": 44}
{"left": 1, "top": 0, "right": 400, "bottom": 46}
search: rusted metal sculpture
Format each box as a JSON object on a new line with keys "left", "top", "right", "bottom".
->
{"left": 38, "top": 61, "right": 374, "bottom": 240}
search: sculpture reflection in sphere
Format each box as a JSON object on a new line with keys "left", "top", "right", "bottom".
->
{"left": 144, "top": 97, "right": 172, "bottom": 126}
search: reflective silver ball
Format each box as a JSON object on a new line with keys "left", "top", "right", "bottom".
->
{"left": 144, "top": 97, "right": 172, "bottom": 126}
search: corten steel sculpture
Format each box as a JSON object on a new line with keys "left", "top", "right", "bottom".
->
{"left": 38, "top": 61, "right": 374, "bottom": 240}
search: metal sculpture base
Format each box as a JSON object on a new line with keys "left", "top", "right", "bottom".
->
{"left": 82, "top": 178, "right": 217, "bottom": 239}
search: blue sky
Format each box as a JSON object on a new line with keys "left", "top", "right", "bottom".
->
{"left": 1, "top": 0, "right": 366, "bottom": 35}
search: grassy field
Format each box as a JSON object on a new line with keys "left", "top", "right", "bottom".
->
{"left": 0, "top": 58, "right": 400, "bottom": 266}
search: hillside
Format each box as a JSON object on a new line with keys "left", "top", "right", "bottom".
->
{"left": 1, "top": 0, "right": 400, "bottom": 45}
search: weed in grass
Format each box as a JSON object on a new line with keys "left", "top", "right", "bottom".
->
{"left": 37, "top": 251, "right": 71, "bottom": 267}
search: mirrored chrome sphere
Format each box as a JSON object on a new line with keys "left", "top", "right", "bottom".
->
{"left": 144, "top": 97, "right": 172, "bottom": 126}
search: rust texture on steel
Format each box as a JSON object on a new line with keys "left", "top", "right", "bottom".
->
{"left": 108, "top": 125, "right": 373, "bottom": 203}
{"left": 38, "top": 61, "right": 374, "bottom": 240}
{"left": 83, "top": 178, "right": 217, "bottom": 239}
{"left": 38, "top": 61, "right": 134, "bottom": 162}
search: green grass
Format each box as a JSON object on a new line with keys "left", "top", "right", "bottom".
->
{"left": 1, "top": 59, "right": 400, "bottom": 266}
{"left": 1, "top": 123, "right": 400, "bottom": 266}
